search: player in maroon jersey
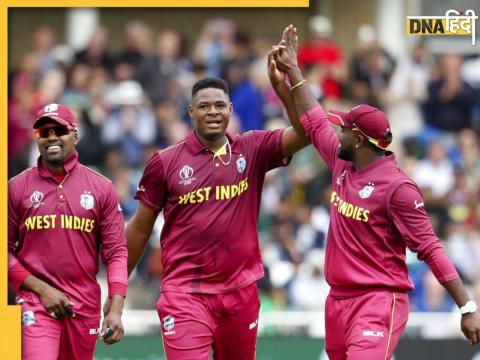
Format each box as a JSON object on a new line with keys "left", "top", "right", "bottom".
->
{"left": 8, "top": 103, "right": 128, "bottom": 359}
{"left": 271, "top": 24, "right": 480, "bottom": 359}
{"left": 126, "top": 72, "right": 309, "bottom": 359}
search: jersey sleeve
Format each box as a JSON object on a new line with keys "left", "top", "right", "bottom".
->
{"left": 8, "top": 180, "right": 32, "bottom": 291}
{"left": 100, "top": 181, "right": 128, "bottom": 297}
{"left": 134, "top": 152, "right": 167, "bottom": 213}
{"left": 249, "top": 129, "right": 291, "bottom": 172}
{"left": 388, "top": 182, "right": 459, "bottom": 284}
{"left": 300, "top": 105, "right": 339, "bottom": 171}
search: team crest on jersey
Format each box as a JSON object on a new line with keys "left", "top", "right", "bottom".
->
{"left": 162, "top": 315, "right": 176, "bottom": 335}
{"left": 29, "top": 191, "right": 44, "bottom": 209}
{"left": 236, "top": 156, "right": 246, "bottom": 173}
{"left": 80, "top": 191, "right": 95, "bottom": 210}
{"left": 22, "top": 311, "right": 36, "bottom": 326}
{"left": 179, "top": 165, "right": 196, "bottom": 186}
{"left": 359, "top": 182, "right": 375, "bottom": 199}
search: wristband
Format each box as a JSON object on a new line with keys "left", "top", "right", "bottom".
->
{"left": 460, "top": 300, "right": 478, "bottom": 315}
{"left": 289, "top": 79, "right": 307, "bottom": 92}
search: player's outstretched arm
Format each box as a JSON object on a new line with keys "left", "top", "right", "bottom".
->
{"left": 126, "top": 202, "right": 159, "bottom": 276}
{"left": 389, "top": 183, "right": 480, "bottom": 346}
{"left": 268, "top": 46, "right": 309, "bottom": 156}
{"left": 274, "top": 25, "right": 320, "bottom": 117}
{"left": 442, "top": 278, "right": 480, "bottom": 345}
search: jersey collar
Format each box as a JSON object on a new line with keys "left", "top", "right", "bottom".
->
{"left": 186, "top": 130, "right": 239, "bottom": 155}
{"left": 37, "top": 150, "right": 80, "bottom": 178}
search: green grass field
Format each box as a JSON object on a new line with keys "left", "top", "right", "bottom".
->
{"left": 94, "top": 336, "right": 325, "bottom": 360}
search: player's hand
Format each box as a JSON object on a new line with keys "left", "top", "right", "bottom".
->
{"left": 267, "top": 47, "right": 286, "bottom": 87}
{"left": 103, "top": 297, "right": 111, "bottom": 316}
{"left": 274, "top": 24, "right": 299, "bottom": 71}
{"left": 461, "top": 311, "right": 480, "bottom": 345}
{"left": 100, "top": 296, "right": 125, "bottom": 345}
{"left": 38, "top": 283, "right": 75, "bottom": 319}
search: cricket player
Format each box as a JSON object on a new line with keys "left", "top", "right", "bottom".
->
{"left": 8, "top": 103, "right": 128, "bottom": 360}
{"left": 126, "top": 75, "right": 308, "bottom": 360}
{"left": 271, "top": 25, "right": 480, "bottom": 359}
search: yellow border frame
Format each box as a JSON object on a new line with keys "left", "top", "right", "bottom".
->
{"left": 2, "top": 1, "right": 308, "bottom": 359}
{"left": 5, "top": 0, "right": 308, "bottom": 7}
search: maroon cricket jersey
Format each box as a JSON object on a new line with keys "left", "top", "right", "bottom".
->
{"left": 8, "top": 151, "right": 128, "bottom": 318}
{"left": 135, "top": 129, "right": 290, "bottom": 294}
{"left": 301, "top": 105, "right": 459, "bottom": 297}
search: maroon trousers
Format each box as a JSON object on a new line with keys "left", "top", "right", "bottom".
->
{"left": 157, "top": 282, "right": 260, "bottom": 360}
{"left": 325, "top": 290, "right": 409, "bottom": 360}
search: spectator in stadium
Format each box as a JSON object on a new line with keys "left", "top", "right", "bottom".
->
{"left": 136, "top": 29, "right": 189, "bottom": 104}
{"left": 350, "top": 24, "right": 396, "bottom": 108}
{"left": 412, "top": 140, "right": 455, "bottom": 237}
{"left": 386, "top": 41, "right": 429, "bottom": 149}
{"left": 297, "top": 15, "right": 347, "bottom": 100}
{"left": 101, "top": 80, "right": 156, "bottom": 167}
{"left": 424, "top": 53, "right": 479, "bottom": 135}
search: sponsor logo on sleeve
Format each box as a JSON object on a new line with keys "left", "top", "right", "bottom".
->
{"left": 80, "top": 191, "right": 95, "bottom": 210}
{"left": 359, "top": 182, "right": 375, "bottom": 199}
{"left": 30, "top": 191, "right": 44, "bottom": 209}
{"left": 236, "top": 156, "right": 246, "bottom": 173}
{"left": 179, "top": 165, "right": 196, "bottom": 186}
{"left": 162, "top": 315, "right": 176, "bottom": 335}
{"left": 414, "top": 199, "right": 424, "bottom": 210}
{"left": 22, "top": 311, "right": 36, "bottom": 326}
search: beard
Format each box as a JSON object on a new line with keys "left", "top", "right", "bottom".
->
{"left": 44, "top": 154, "right": 65, "bottom": 165}
{"left": 338, "top": 145, "right": 355, "bottom": 162}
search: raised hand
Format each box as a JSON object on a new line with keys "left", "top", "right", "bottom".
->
{"left": 267, "top": 47, "right": 286, "bottom": 88}
{"left": 274, "top": 24, "right": 299, "bottom": 72}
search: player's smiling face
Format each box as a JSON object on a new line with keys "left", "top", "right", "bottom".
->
{"left": 36, "top": 119, "right": 78, "bottom": 167}
{"left": 189, "top": 87, "right": 232, "bottom": 142}
{"left": 337, "top": 127, "right": 356, "bottom": 162}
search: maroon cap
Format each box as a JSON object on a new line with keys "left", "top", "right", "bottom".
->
{"left": 34, "top": 103, "right": 77, "bottom": 129}
{"left": 327, "top": 104, "right": 392, "bottom": 149}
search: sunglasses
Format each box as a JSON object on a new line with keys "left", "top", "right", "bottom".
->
{"left": 352, "top": 126, "right": 392, "bottom": 150}
{"left": 35, "top": 125, "right": 72, "bottom": 138}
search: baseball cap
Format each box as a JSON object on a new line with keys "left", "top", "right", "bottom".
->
{"left": 33, "top": 103, "right": 77, "bottom": 129}
{"left": 327, "top": 104, "right": 392, "bottom": 149}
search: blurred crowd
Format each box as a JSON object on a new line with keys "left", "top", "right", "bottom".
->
{"left": 8, "top": 16, "right": 480, "bottom": 326}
